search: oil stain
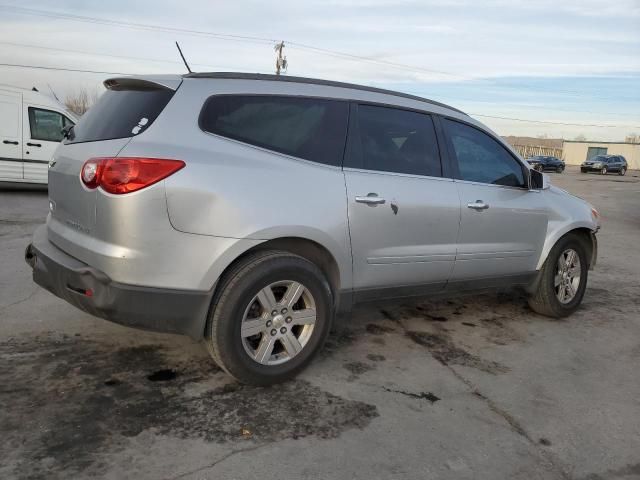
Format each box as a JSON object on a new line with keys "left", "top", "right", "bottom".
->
{"left": 405, "top": 331, "right": 508, "bottom": 374}
{"left": 366, "top": 323, "right": 395, "bottom": 335}
{"left": 0, "top": 336, "right": 378, "bottom": 479}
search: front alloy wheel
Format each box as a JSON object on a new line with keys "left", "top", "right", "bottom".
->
{"left": 619, "top": 166, "right": 627, "bottom": 176}
{"left": 554, "top": 249, "right": 581, "bottom": 304}
{"left": 528, "top": 232, "right": 589, "bottom": 318}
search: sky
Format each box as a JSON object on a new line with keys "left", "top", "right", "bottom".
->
{"left": 0, "top": 0, "right": 639, "bottom": 141}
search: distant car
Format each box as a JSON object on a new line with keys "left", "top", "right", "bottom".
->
{"left": 526, "top": 155, "right": 565, "bottom": 173}
{"left": 581, "top": 155, "right": 627, "bottom": 175}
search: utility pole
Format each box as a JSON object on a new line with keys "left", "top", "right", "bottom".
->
{"left": 274, "top": 41, "right": 287, "bottom": 75}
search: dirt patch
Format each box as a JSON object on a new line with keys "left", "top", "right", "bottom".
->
{"left": 0, "top": 335, "right": 378, "bottom": 479}
{"left": 405, "top": 331, "right": 508, "bottom": 374}
{"left": 366, "top": 354, "right": 386, "bottom": 362}
{"left": 479, "top": 317, "right": 522, "bottom": 346}
{"left": 343, "top": 361, "right": 375, "bottom": 380}
{"left": 365, "top": 323, "right": 395, "bottom": 335}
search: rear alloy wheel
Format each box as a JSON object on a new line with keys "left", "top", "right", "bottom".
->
{"left": 619, "top": 166, "right": 627, "bottom": 176}
{"left": 601, "top": 166, "right": 608, "bottom": 175}
{"left": 528, "top": 233, "right": 589, "bottom": 317}
{"left": 205, "top": 250, "right": 333, "bottom": 385}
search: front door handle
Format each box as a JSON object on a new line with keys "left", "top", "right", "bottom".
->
{"left": 3, "top": 140, "right": 19, "bottom": 145}
{"left": 467, "top": 200, "right": 489, "bottom": 210}
{"left": 355, "top": 194, "right": 386, "bottom": 205}
{"left": 26, "top": 142, "right": 42, "bottom": 147}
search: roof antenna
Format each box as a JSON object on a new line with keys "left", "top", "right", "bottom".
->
{"left": 175, "top": 42, "right": 192, "bottom": 73}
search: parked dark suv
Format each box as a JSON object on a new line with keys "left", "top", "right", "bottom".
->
{"left": 526, "top": 155, "right": 565, "bottom": 173}
{"left": 581, "top": 155, "right": 627, "bottom": 175}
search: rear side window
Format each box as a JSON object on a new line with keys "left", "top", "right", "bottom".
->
{"left": 443, "top": 119, "right": 526, "bottom": 188}
{"left": 68, "top": 87, "right": 174, "bottom": 144}
{"left": 28, "top": 107, "right": 74, "bottom": 142}
{"left": 199, "top": 95, "right": 348, "bottom": 166}
{"left": 346, "top": 104, "right": 442, "bottom": 177}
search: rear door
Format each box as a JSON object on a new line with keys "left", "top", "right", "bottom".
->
{"left": 0, "top": 90, "right": 23, "bottom": 181}
{"left": 344, "top": 104, "right": 459, "bottom": 299}
{"left": 441, "top": 118, "right": 548, "bottom": 283}
{"left": 23, "top": 106, "right": 75, "bottom": 183}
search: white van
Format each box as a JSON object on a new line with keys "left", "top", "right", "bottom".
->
{"left": 0, "top": 86, "right": 78, "bottom": 185}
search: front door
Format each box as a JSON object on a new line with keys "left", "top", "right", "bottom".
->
{"left": 440, "top": 118, "right": 548, "bottom": 283}
{"left": 23, "top": 106, "right": 74, "bottom": 183}
{"left": 344, "top": 104, "right": 460, "bottom": 299}
{"left": 0, "top": 90, "right": 23, "bottom": 181}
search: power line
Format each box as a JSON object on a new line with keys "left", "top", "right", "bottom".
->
{"left": 470, "top": 114, "right": 640, "bottom": 129}
{"left": 0, "top": 41, "right": 230, "bottom": 70}
{"left": 0, "top": 62, "right": 131, "bottom": 75}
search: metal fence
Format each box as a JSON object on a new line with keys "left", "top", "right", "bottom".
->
{"left": 511, "top": 144, "right": 563, "bottom": 159}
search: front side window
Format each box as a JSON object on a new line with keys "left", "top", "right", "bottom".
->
{"left": 347, "top": 104, "right": 441, "bottom": 177}
{"left": 443, "top": 119, "right": 526, "bottom": 188}
{"left": 200, "top": 95, "right": 349, "bottom": 166}
{"left": 28, "top": 108, "right": 74, "bottom": 142}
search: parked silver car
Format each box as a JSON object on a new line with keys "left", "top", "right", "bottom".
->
{"left": 25, "top": 73, "right": 600, "bottom": 385}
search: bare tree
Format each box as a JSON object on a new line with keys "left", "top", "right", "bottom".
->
{"left": 65, "top": 88, "right": 100, "bottom": 116}
{"left": 625, "top": 133, "right": 639, "bottom": 143}
{"left": 573, "top": 134, "right": 587, "bottom": 141}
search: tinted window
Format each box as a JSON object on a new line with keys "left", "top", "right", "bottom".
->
{"left": 68, "top": 87, "right": 174, "bottom": 144}
{"left": 443, "top": 119, "right": 526, "bottom": 188}
{"left": 347, "top": 104, "right": 441, "bottom": 176}
{"left": 200, "top": 95, "right": 348, "bottom": 166}
{"left": 28, "top": 108, "right": 74, "bottom": 142}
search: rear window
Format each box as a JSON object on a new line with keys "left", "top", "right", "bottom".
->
{"left": 199, "top": 95, "right": 349, "bottom": 166}
{"left": 67, "top": 87, "right": 174, "bottom": 144}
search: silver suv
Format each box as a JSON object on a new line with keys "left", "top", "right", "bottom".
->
{"left": 26, "top": 73, "right": 599, "bottom": 385}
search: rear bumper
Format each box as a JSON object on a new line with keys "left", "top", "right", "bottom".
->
{"left": 25, "top": 225, "right": 211, "bottom": 339}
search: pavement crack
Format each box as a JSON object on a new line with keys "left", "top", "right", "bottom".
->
{"left": 166, "top": 443, "right": 268, "bottom": 480}
{"left": 0, "top": 287, "right": 38, "bottom": 314}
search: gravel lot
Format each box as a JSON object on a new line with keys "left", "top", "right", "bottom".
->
{"left": 1, "top": 166, "right": 639, "bottom": 480}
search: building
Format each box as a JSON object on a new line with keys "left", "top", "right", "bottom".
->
{"left": 563, "top": 140, "right": 640, "bottom": 169}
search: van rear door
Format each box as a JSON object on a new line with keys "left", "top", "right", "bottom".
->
{"left": 0, "top": 90, "right": 23, "bottom": 181}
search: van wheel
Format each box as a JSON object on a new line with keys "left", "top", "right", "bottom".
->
{"left": 205, "top": 250, "right": 333, "bottom": 386}
{"left": 528, "top": 233, "right": 589, "bottom": 318}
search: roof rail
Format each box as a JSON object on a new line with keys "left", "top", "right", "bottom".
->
{"left": 184, "top": 72, "right": 465, "bottom": 114}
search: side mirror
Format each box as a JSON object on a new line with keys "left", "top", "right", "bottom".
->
{"left": 530, "top": 168, "right": 550, "bottom": 190}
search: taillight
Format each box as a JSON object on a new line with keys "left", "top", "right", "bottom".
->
{"left": 80, "top": 157, "right": 185, "bottom": 194}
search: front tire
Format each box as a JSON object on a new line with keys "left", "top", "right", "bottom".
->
{"left": 619, "top": 166, "right": 627, "bottom": 176}
{"left": 601, "top": 166, "right": 608, "bottom": 175}
{"left": 556, "top": 166, "right": 563, "bottom": 173}
{"left": 205, "top": 250, "right": 333, "bottom": 385}
{"left": 528, "top": 233, "right": 589, "bottom": 318}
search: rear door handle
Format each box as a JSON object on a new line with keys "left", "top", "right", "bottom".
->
{"left": 355, "top": 194, "right": 386, "bottom": 205}
{"left": 467, "top": 200, "right": 489, "bottom": 210}
{"left": 26, "top": 142, "right": 42, "bottom": 147}
{"left": 3, "top": 140, "right": 19, "bottom": 145}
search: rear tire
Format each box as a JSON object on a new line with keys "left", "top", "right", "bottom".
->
{"left": 601, "top": 166, "right": 608, "bottom": 175}
{"left": 205, "top": 250, "right": 333, "bottom": 386}
{"left": 528, "top": 233, "right": 589, "bottom": 318}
